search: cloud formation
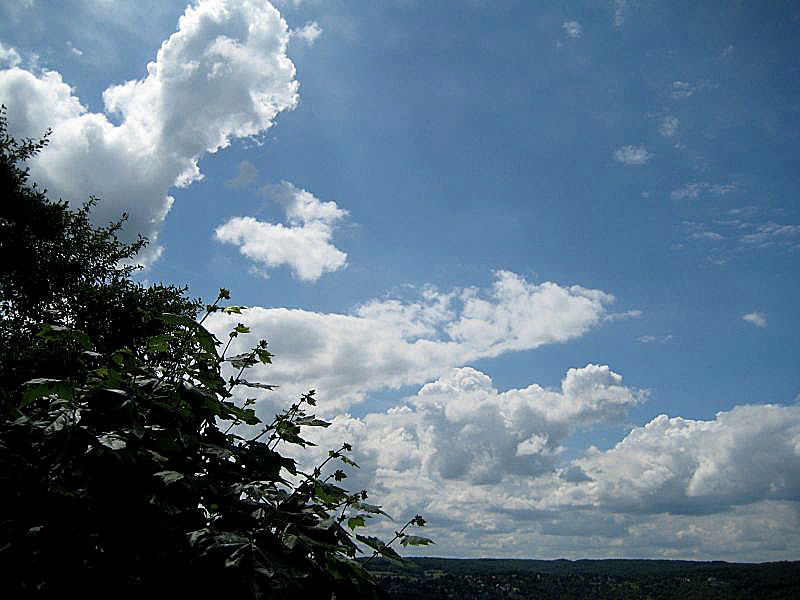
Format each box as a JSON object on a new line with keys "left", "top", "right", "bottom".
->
{"left": 658, "top": 115, "right": 679, "bottom": 137}
{"left": 564, "top": 405, "right": 800, "bottom": 514}
{"left": 0, "top": 0, "right": 299, "bottom": 264}
{"left": 206, "top": 271, "right": 616, "bottom": 409}
{"left": 274, "top": 364, "right": 799, "bottom": 560}
{"left": 614, "top": 145, "right": 653, "bottom": 165}
{"left": 670, "top": 181, "right": 737, "bottom": 201}
{"left": 742, "top": 312, "right": 767, "bottom": 328}
{"left": 562, "top": 21, "right": 583, "bottom": 39}
{"left": 291, "top": 21, "right": 322, "bottom": 45}
{"left": 214, "top": 181, "right": 348, "bottom": 281}
{"left": 0, "top": 42, "right": 21, "bottom": 67}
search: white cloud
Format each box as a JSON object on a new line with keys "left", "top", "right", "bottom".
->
{"left": 721, "top": 44, "right": 735, "bottom": 59}
{"left": 291, "top": 21, "right": 322, "bottom": 45}
{"left": 0, "top": 0, "right": 299, "bottom": 264}
{"left": 214, "top": 181, "right": 348, "bottom": 281}
{"left": 206, "top": 271, "right": 616, "bottom": 409}
{"left": 742, "top": 312, "right": 767, "bottom": 328}
{"left": 562, "top": 21, "right": 583, "bottom": 39}
{"left": 613, "top": 145, "right": 653, "bottom": 165}
{"left": 612, "top": 0, "right": 627, "bottom": 26}
{"left": 671, "top": 79, "right": 716, "bottom": 100}
{"left": 66, "top": 41, "right": 83, "bottom": 57}
{"left": 687, "top": 230, "right": 724, "bottom": 241}
{"left": 636, "top": 333, "right": 674, "bottom": 344}
{"left": 739, "top": 222, "right": 800, "bottom": 246}
{"left": 670, "top": 181, "right": 737, "bottom": 201}
{"left": 565, "top": 405, "right": 800, "bottom": 514}
{"left": 0, "top": 42, "right": 21, "bottom": 67}
{"left": 658, "top": 115, "right": 679, "bottom": 137}
{"left": 258, "top": 357, "right": 798, "bottom": 559}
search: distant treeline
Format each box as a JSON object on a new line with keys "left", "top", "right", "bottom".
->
{"left": 367, "top": 557, "right": 800, "bottom": 599}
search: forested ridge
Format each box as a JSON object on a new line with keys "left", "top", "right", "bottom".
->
{"left": 369, "top": 557, "right": 800, "bottom": 599}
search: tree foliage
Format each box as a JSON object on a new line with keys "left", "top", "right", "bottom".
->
{"left": 0, "top": 108, "right": 431, "bottom": 598}
{"left": 0, "top": 106, "right": 201, "bottom": 411}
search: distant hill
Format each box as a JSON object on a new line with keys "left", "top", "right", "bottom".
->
{"left": 367, "top": 557, "right": 800, "bottom": 599}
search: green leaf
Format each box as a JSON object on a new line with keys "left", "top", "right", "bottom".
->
{"left": 21, "top": 378, "right": 74, "bottom": 406}
{"left": 399, "top": 535, "right": 434, "bottom": 547}
{"left": 97, "top": 433, "right": 126, "bottom": 450}
{"left": 295, "top": 415, "right": 331, "bottom": 428}
{"left": 355, "top": 535, "right": 410, "bottom": 566}
{"left": 227, "top": 352, "right": 257, "bottom": 369}
{"left": 352, "top": 502, "right": 390, "bottom": 518}
{"left": 36, "top": 323, "right": 93, "bottom": 350}
{"left": 154, "top": 470, "right": 185, "bottom": 485}
{"left": 347, "top": 516, "right": 366, "bottom": 530}
{"left": 234, "top": 379, "right": 278, "bottom": 391}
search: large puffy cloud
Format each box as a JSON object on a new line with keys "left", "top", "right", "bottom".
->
{"left": 562, "top": 404, "right": 800, "bottom": 515}
{"left": 214, "top": 181, "right": 348, "bottom": 281}
{"left": 270, "top": 354, "right": 799, "bottom": 559}
{"left": 206, "top": 270, "right": 615, "bottom": 408}
{"left": 0, "top": 0, "right": 298, "bottom": 263}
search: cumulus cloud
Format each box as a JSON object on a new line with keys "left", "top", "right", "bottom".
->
{"left": 291, "top": 21, "right": 322, "bottom": 45}
{"left": 562, "top": 21, "right": 583, "bottom": 39}
{"left": 206, "top": 270, "right": 616, "bottom": 409}
{"left": 287, "top": 363, "right": 641, "bottom": 522}
{"left": 613, "top": 145, "right": 653, "bottom": 165}
{"left": 262, "top": 356, "right": 798, "bottom": 559}
{"left": 564, "top": 405, "right": 800, "bottom": 514}
{"left": 0, "top": 0, "right": 299, "bottom": 264}
{"left": 214, "top": 181, "right": 348, "bottom": 281}
{"left": 658, "top": 115, "right": 679, "bottom": 137}
{"left": 742, "top": 312, "right": 767, "bottom": 328}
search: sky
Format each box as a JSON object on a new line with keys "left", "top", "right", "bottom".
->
{"left": 2, "top": 0, "right": 799, "bottom": 562}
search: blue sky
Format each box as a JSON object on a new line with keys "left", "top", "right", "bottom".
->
{"left": 2, "top": 0, "right": 799, "bottom": 561}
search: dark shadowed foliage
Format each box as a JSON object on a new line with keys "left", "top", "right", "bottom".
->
{"left": 0, "top": 107, "right": 430, "bottom": 599}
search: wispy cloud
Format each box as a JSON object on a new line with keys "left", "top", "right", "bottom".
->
{"left": 225, "top": 160, "right": 259, "bottom": 189}
{"left": 670, "top": 181, "right": 738, "bottom": 201}
{"left": 738, "top": 222, "right": 800, "bottom": 247}
{"left": 66, "top": 41, "right": 83, "bottom": 57}
{"left": 671, "top": 80, "right": 716, "bottom": 100}
{"left": 658, "top": 115, "right": 679, "bottom": 137}
{"left": 742, "top": 312, "right": 767, "bottom": 328}
{"left": 614, "top": 145, "right": 653, "bottom": 165}
{"left": 291, "top": 21, "right": 322, "bottom": 46}
{"left": 0, "top": 42, "right": 21, "bottom": 67}
{"left": 636, "top": 334, "right": 672, "bottom": 344}
{"left": 612, "top": 0, "right": 627, "bottom": 26}
{"left": 562, "top": 21, "right": 583, "bottom": 39}
{"left": 679, "top": 212, "right": 800, "bottom": 264}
